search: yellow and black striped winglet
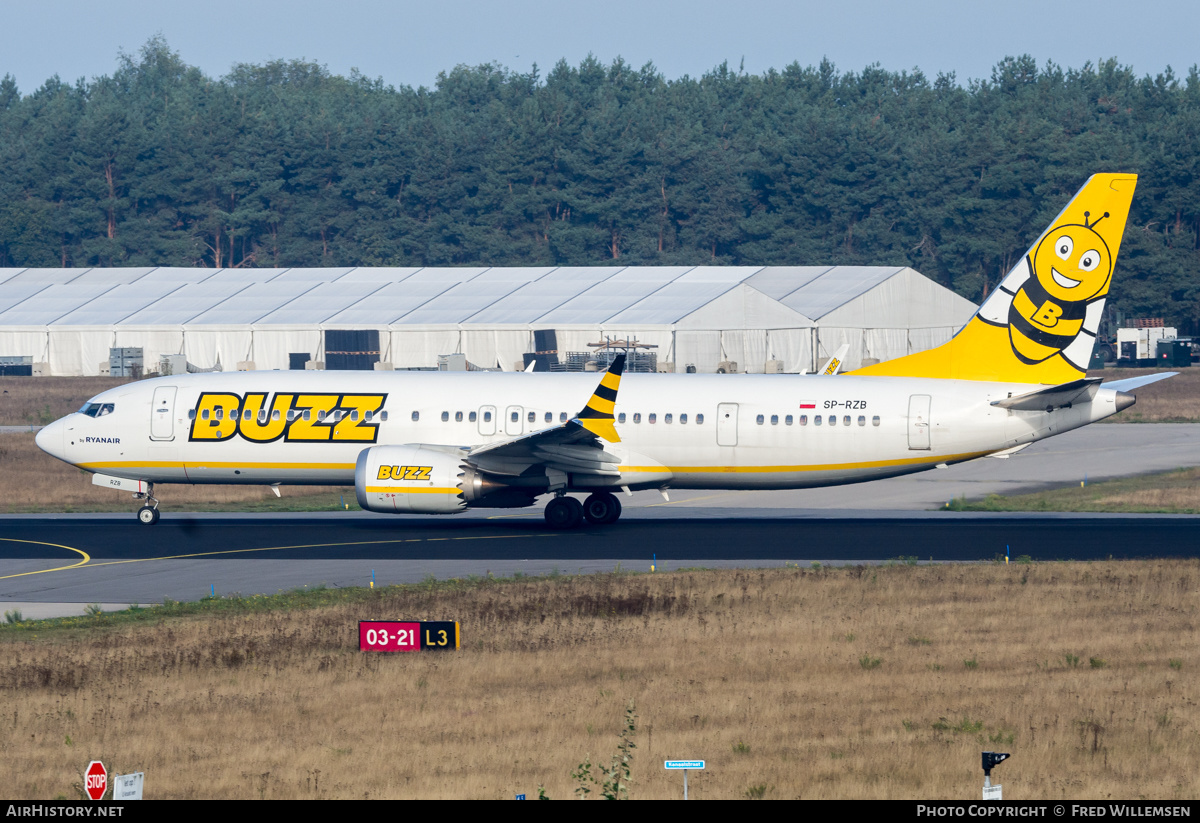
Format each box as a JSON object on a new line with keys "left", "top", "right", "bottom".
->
{"left": 575, "top": 354, "right": 625, "bottom": 443}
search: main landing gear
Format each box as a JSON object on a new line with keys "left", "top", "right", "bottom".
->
{"left": 135, "top": 483, "right": 160, "bottom": 525}
{"left": 543, "top": 492, "right": 622, "bottom": 528}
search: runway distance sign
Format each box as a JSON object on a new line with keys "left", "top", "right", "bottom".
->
{"left": 359, "top": 621, "right": 459, "bottom": 652}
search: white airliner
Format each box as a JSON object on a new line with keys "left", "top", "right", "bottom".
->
{"left": 36, "top": 174, "right": 1173, "bottom": 526}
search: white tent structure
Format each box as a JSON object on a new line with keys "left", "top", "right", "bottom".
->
{"left": 0, "top": 265, "right": 977, "bottom": 376}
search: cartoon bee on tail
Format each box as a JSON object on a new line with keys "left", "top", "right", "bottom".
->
{"left": 979, "top": 211, "right": 1114, "bottom": 372}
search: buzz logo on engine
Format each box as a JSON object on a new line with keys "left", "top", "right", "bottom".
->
{"left": 377, "top": 465, "right": 433, "bottom": 481}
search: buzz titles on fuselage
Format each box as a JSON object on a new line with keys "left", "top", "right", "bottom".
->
{"left": 1007, "top": 211, "right": 1113, "bottom": 367}
{"left": 187, "top": 391, "right": 387, "bottom": 444}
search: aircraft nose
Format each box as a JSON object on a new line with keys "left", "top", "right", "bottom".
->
{"left": 35, "top": 418, "right": 67, "bottom": 461}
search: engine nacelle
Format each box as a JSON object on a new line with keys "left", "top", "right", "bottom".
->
{"left": 355, "top": 445, "right": 467, "bottom": 514}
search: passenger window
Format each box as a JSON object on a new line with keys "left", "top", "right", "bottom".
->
{"left": 843, "top": 415, "right": 851, "bottom": 426}
{"left": 317, "top": 410, "right": 326, "bottom": 422}
{"left": 696, "top": 414, "right": 704, "bottom": 424}
{"left": 258, "top": 410, "right": 267, "bottom": 423}
{"left": 872, "top": 415, "right": 880, "bottom": 426}
{"left": 215, "top": 408, "right": 224, "bottom": 420}
{"left": 828, "top": 415, "right": 836, "bottom": 427}
{"left": 528, "top": 411, "right": 536, "bottom": 423}
{"left": 618, "top": 413, "right": 626, "bottom": 423}
{"left": 633, "top": 413, "right": 642, "bottom": 424}
{"left": 799, "top": 415, "right": 807, "bottom": 426}
{"left": 511, "top": 411, "right": 519, "bottom": 423}
{"left": 365, "top": 411, "right": 373, "bottom": 422}
{"left": 649, "top": 413, "right": 657, "bottom": 424}
{"left": 786, "top": 415, "right": 793, "bottom": 425}
{"left": 302, "top": 410, "right": 311, "bottom": 421}
{"left": 456, "top": 411, "right": 463, "bottom": 422}
{"left": 858, "top": 415, "right": 866, "bottom": 426}
{"left": 441, "top": 411, "right": 449, "bottom": 422}
{"left": 483, "top": 411, "right": 491, "bottom": 422}
{"left": 815, "top": 415, "right": 822, "bottom": 426}
{"left": 756, "top": 414, "right": 764, "bottom": 425}
{"left": 770, "top": 414, "right": 779, "bottom": 425}
{"left": 665, "top": 414, "right": 672, "bottom": 424}
{"left": 411, "top": 411, "right": 419, "bottom": 422}
{"left": 272, "top": 410, "right": 281, "bottom": 421}
{"left": 352, "top": 410, "right": 360, "bottom": 421}
{"left": 680, "top": 414, "right": 688, "bottom": 424}
{"left": 188, "top": 409, "right": 196, "bottom": 420}
{"left": 469, "top": 411, "right": 477, "bottom": 422}
{"left": 560, "top": 412, "right": 567, "bottom": 422}
{"left": 380, "top": 411, "right": 388, "bottom": 422}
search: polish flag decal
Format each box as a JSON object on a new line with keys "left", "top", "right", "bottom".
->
{"left": 799, "top": 400, "right": 816, "bottom": 409}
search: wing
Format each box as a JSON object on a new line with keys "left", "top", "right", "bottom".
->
{"left": 465, "top": 355, "right": 625, "bottom": 478}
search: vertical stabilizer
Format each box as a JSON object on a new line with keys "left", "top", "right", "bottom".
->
{"left": 852, "top": 174, "right": 1137, "bottom": 384}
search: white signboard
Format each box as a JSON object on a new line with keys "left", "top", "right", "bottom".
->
{"left": 982, "top": 783, "right": 1002, "bottom": 801}
{"left": 112, "top": 772, "right": 144, "bottom": 801}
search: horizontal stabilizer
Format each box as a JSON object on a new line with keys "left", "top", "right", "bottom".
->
{"left": 1101, "top": 372, "right": 1177, "bottom": 392}
{"left": 991, "top": 377, "right": 1102, "bottom": 411}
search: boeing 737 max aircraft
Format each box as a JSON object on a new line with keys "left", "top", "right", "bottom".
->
{"left": 36, "top": 174, "right": 1173, "bottom": 526}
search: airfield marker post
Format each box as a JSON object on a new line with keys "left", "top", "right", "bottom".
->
{"left": 664, "top": 760, "right": 704, "bottom": 799}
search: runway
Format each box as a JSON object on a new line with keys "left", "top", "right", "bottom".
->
{"left": 2, "top": 509, "right": 1198, "bottom": 619}
{"left": 2, "top": 423, "right": 1198, "bottom": 619}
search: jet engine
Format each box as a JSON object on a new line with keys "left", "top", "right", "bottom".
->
{"left": 355, "top": 445, "right": 539, "bottom": 514}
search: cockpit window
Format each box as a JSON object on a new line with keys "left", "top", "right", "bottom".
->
{"left": 78, "top": 402, "right": 115, "bottom": 418}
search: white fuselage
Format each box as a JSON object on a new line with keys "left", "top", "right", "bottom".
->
{"left": 37, "top": 370, "right": 1125, "bottom": 493}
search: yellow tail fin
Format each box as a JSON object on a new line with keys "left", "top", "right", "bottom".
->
{"left": 852, "top": 173, "right": 1137, "bottom": 384}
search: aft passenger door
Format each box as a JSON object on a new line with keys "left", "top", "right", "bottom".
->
{"left": 150, "top": 386, "right": 177, "bottom": 441}
{"left": 908, "top": 394, "right": 931, "bottom": 450}
{"left": 716, "top": 403, "right": 738, "bottom": 446}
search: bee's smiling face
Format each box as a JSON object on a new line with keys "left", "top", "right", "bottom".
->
{"left": 1033, "top": 225, "right": 1112, "bottom": 302}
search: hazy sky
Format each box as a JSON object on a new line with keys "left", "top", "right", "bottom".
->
{"left": 5, "top": 0, "right": 1198, "bottom": 93}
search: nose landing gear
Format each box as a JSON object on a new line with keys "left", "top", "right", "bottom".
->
{"left": 135, "top": 484, "right": 160, "bottom": 525}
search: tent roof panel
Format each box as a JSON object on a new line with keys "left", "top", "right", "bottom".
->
{"left": 52, "top": 282, "right": 186, "bottom": 325}
{"left": 462, "top": 267, "right": 616, "bottom": 323}
{"left": 188, "top": 281, "right": 320, "bottom": 324}
{"left": 0, "top": 283, "right": 113, "bottom": 324}
{"left": 0, "top": 269, "right": 28, "bottom": 285}
{"left": 4, "top": 268, "right": 92, "bottom": 285}
{"left": 72, "top": 267, "right": 155, "bottom": 285}
{"left": 325, "top": 277, "right": 473, "bottom": 324}
{"left": 536, "top": 266, "right": 692, "bottom": 324}
{"left": 745, "top": 267, "right": 833, "bottom": 300}
{"left": 255, "top": 281, "right": 390, "bottom": 324}
{"left": 775, "top": 266, "right": 906, "bottom": 319}
{"left": 335, "top": 267, "right": 424, "bottom": 282}
{"left": 205, "top": 268, "right": 289, "bottom": 283}
{"left": 119, "top": 282, "right": 251, "bottom": 324}
{"left": 0, "top": 281, "right": 50, "bottom": 314}
{"left": 273, "top": 267, "right": 356, "bottom": 281}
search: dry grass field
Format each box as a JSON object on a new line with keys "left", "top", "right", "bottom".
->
{"left": 1087, "top": 367, "right": 1200, "bottom": 423}
{"left": 3, "top": 562, "right": 1197, "bottom": 800}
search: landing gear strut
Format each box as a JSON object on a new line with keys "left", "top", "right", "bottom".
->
{"left": 135, "top": 483, "right": 160, "bottom": 525}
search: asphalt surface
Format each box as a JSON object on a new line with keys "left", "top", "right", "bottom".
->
{"left": 2, "top": 423, "right": 1198, "bottom": 619}
{"left": 2, "top": 509, "right": 1198, "bottom": 619}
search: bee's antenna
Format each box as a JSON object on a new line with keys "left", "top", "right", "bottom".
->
{"left": 1084, "top": 211, "right": 1110, "bottom": 229}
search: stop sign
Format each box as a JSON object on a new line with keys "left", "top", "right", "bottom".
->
{"left": 85, "top": 761, "right": 107, "bottom": 800}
